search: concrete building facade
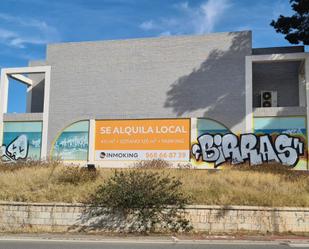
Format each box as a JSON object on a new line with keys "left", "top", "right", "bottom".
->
{"left": 0, "top": 31, "right": 308, "bottom": 169}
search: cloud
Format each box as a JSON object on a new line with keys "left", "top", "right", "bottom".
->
{"left": 0, "top": 28, "right": 16, "bottom": 40}
{"left": 139, "top": 0, "right": 231, "bottom": 35}
{"left": 139, "top": 20, "right": 156, "bottom": 31}
{"left": 159, "top": 31, "right": 172, "bottom": 37}
{"left": 198, "top": 0, "right": 231, "bottom": 34}
{"left": 272, "top": 0, "right": 292, "bottom": 20}
{"left": 0, "top": 13, "right": 60, "bottom": 49}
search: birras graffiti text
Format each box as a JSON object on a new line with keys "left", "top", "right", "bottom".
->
{"left": 191, "top": 133, "right": 304, "bottom": 167}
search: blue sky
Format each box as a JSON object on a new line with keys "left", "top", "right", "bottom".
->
{"left": 0, "top": 0, "right": 304, "bottom": 113}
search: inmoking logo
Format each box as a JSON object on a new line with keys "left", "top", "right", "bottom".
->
{"left": 99, "top": 151, "right": 139, "bottom": 160}
{"left": 100, "top": 152, "right": 106, "bottom": 159}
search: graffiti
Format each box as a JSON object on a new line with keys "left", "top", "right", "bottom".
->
{"left": 52, "top": 120, "right": 89, "bottom": 161}
{"left": 0, "top": 135, "right": 29, "bottom": 162}
{"left": 282, "top": 128, "right": 303, "bottom": 135}
{"left": 191, "top": 133, "right": 304, "bottom": 167}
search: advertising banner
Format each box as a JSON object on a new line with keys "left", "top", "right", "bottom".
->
{"left": 95, "top": 119, "right": 190, "bottom": 161}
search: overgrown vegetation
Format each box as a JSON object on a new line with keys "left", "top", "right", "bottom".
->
{"left": 56, "top": 167, "right": 98, "bottom": 185}
{"left": 0, "top": 160, "right": 308, "bottom": 207}
{"left": 133, "top": 159, "right": 171, "bottom": 169}
{"left": 86, "top": 170, "right": 191, "bottom": 233}
{"left": 0, "top": 161, "right": 101, "bottom": 203}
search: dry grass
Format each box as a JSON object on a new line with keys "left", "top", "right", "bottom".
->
{"left": 0, "top": 161, "right": 308, "bottom": 207}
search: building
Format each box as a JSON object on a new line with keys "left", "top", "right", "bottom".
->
{"left": 0, "top": 30, "right": 308, "bottom": 169}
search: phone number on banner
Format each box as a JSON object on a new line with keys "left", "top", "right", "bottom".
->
{"left": 95, "top": 150, "right": 190, "bottom": 161}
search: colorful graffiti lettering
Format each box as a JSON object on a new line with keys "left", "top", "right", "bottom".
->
{"left": 0, "top": 135, "right": 29, "bottom": 162}
{"left": 191, "top": 133, "right": 304, "bottom": 167}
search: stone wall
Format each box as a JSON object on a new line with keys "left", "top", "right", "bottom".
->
{"left": 0, "top": 202, "right": 308, "bottom": 233}
{"left": 187, "top": 205, "right": 309, "bottom": 233}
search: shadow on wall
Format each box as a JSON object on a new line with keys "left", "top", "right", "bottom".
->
{"left": 29, "top": 79, "right": 45, "bottom": 113}
{"left": 69, "top": 207, "right": 148, "bottom": 233}
{"left": 69, "top": 208, "right": 128, "bottom": 233}
{"left": 164, "top": 32, "right": 251, "bottom": 131}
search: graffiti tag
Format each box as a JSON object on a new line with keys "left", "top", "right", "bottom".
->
{"left": 0, "top": 135, "right": 29, "bottom": 162}
{"left": 192, "top": 133, "right": 304, "bottom": 167}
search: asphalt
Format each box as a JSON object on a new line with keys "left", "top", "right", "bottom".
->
{"left": 0, "top": 235, "right": 308, "bottom": 249}
{"left": 0, "top": 240, "right": 293, "bottom": 249}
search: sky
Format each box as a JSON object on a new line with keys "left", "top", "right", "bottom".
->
{"left": 0, "top": 0, "right": 304, "bottom": 113}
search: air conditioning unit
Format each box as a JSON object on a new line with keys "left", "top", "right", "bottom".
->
{"left": 260, "top": 91, "right": 277, "bottom": 107}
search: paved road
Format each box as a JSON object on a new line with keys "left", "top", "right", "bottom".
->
{"left": 0, "top": 239, "right": 307, "bottom": 249}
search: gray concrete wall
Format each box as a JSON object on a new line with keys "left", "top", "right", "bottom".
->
{"left": 253, "top": 61, "right": 301, "bottom": 107}
{"left": 45, "top": 31, "right": 252, "bottom": 152}
{"left": 252, "top": 46, "right": 303, "bottom": 109}
{"left": 3, "top": 113, "right": 43, "bottom": 121}
{"left": 1, "top": 202, "right": 309, "bottom": 233}
{"left": 253, "top": 106, "right": 306, "bottom": 117}
{"left": 27, "top": 61, "right": 46, "bottom": 113}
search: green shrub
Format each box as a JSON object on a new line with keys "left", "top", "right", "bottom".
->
{"left": 87, "top": 170, "right": 192, "bottom": 233}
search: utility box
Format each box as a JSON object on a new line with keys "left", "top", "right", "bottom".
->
{"left": 260, "top": 91, "right": 277, "bottom": 107}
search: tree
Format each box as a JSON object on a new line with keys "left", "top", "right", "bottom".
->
{"left": 271, "top": 0, "right": 309, "bottom": 45}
